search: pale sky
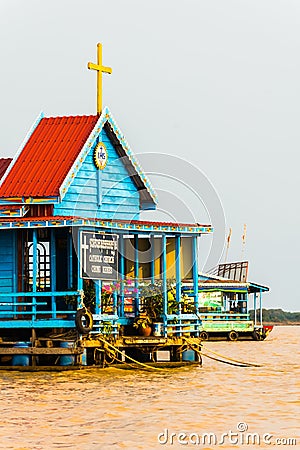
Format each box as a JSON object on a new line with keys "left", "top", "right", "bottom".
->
{"left": 0, "top": 0, "right": 299, "bottom": 311}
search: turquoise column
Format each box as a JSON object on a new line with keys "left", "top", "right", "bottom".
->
{"left": 113, "top": 290, "right": 118, "bottom": 315}
{"left": 32, "top": 229, "right": 38, "bottom": 320}
{"left": 119, "top": 234, "right": 125, "bottom": 317}
{"left": 134, "top": 234, "right": 139, "bottom": 312}
{"left": 253, "top": 292, "right": 257, "bottom": 326}
{"left": 259, "top": 290, "right": 263, "bottom": 326}
{"left": 12, "top": 231, "right": 17, "bottom": 316}
{"left": 150, "top": 234, "right": 155, "bottom": 284}
{"left": 67, "top": 231, "right": 73, "bottom": 290}
{"left": 192, "top": 236, "right": 199, "bottom": 335}
{"left": 192, "top": 236, "right": 199, "bottom": 308}
{"left": 245, "top": 291, "right": 249, "bottom": 316}
{"left": 95, "top": 281, "right": 101, "bottom": 315}
{"left": 162, "top": 235, "right": 167, "bottom": 335}
{"left": 50, "top": 229, "right": 57, "bottom": 318}
{"left": 77, "top": 230, "right": 83, "bottom": 309}
{"left": 175, "top": 235, "right": 181, "bottom": 303}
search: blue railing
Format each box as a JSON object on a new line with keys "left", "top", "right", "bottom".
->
{"left": 0, "top": 291, "right": 79, "bottom": 325}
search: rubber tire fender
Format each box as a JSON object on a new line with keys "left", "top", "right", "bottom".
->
{"left": 200, "top": 331, "right": 209, "bottom": 341}
{"left": 75, "top": 308, "right": 94, "bottom": 334}
{"left": 228, "top": 330, "right": 238, "bottom": 341}
{"left": 252, "top": 331, "right": 261, "bottom": 341}
{"left": 252, "top": 330, "right": 265, "bottom": 341}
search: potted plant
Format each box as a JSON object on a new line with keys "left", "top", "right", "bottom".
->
{"left": 133, "top": 312, "right": 152, "bottom": 336}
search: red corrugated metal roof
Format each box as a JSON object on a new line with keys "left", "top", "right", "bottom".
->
{"left": 0, "top": 115, "right": 98, "bottom": 197}
{"left": 0, "top": 158, "right": 12, "bottom": 181}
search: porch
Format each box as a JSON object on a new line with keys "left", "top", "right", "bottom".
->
{"left": 0, "top": 217, "right": 212, "bottom": 338}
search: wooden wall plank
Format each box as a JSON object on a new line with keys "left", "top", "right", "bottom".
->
{"left": 54, "top": 128, "right": 140, "bottom": 220}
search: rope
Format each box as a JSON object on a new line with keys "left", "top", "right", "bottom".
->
{"left": 183, "top": 337, "right": 261, "bottom": 368}
{"left": 201, "top": 346, "right": 261, "bottom": 367}
{"left": 201, "top": 352, "right": 252, "bottom": 367}
{"left": 91, "top": 336, "right": 259, "bottom": 370}
{"left": 96, "top": 336, "right": 165, "bottom": 371}
{"left": 107, "top": 351, "right": 145, "bottom": 370}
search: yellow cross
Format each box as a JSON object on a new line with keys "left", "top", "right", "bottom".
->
{"left": 88, "top": 43, "right": 112, "bottom": 115}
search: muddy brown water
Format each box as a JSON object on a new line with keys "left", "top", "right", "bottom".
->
{"left": 0, "top": 326, "right": 299, "bottom": 449}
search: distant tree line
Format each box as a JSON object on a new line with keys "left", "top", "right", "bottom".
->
{"left": 249, "top": 308, "right": 300, "bottom": 323}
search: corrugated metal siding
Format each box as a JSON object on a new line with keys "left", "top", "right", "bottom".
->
{"left": 54, "top": 128, "right": 140, "bottom": 220}
{"left": 0, "top": 116, "right": 98, "bottom": 197}
{"left": 0, "top": 230, "right": 16, "bottom": 314}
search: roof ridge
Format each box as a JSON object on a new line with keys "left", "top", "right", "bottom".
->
{"left": 43, "top": 114, "right": 99, "bottom": 120}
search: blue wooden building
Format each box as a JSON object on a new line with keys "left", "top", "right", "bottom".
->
{"left": 0, "top": 97, "right": 211, "bottom": 366}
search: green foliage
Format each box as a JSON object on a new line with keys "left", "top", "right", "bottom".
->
{"left": 249, "top": 308, "right": 300, "bottom": 323}
{"left": 138, "top": 278, "right": 197, "bottom": 320}
{"left": 139, "top": 279, "right": 181, "bottom": 319}
{"left": 133, "top": 312, "right": 152, "bottom": 329}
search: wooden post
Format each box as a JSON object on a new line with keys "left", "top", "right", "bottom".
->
{"left": 192, "top": 236, "right": 199, "bottom": 310}
{"left": 67, "top": 230, "right": 73, "bottom": 290}
{"left": 150, "top": 234, "right": 155, "bottom": 284}
{"left": 77, "top": 230, "right": 83, "bottom": 309}
{"left": 192, "top": 236, "right": 199, "bottom": 336}
{"left": 95, "top": 281, "right": 101, "bottom": 315}
{"left": 134, "top": 234, "right": 139, "bottom": 312}
{"left": 119, "top": 234, "right": 125, "bottom": 317}
{"left": 32, "top": 229, "right": 38, "bottom": 321}
{"left": 162, "top": 234, "right": 167, "bottom": 332}
{"left": 175, "top": 235, "right": 181, "bottom": 304}
{"left": 259, "top": 290, "right": 263, "bottom": 326}
{"left": 31, "top": 328, "right": 37, "bottom": 367}
{"left": 50, "top": 229, "right": 56, "bottom": 318}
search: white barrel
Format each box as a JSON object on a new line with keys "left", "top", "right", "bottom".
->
{"left": 153, "top": 322, "right": 164, "bottom": 336}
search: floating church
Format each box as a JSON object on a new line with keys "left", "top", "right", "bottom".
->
{"left": 0, "top": 44, "right": 269, "bottom": 369}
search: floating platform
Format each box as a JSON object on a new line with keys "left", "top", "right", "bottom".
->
{"left": 0, "top": 361, "right": 200, "bottom": 372}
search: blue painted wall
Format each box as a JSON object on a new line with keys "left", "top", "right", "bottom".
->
{"left": 54, "top": 128, "right": 140, "bottom": 220}
{"left": 0, "top": 230, "right": 16, "bottom": 314}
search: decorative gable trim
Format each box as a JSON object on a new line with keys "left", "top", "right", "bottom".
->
{"left": 59, "top": 107, "right": 157, "bottom": 207}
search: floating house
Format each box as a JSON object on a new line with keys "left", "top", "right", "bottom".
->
{"left": 183, "top": 261, "right": 271, "bottom": 341}
{"left": 0, "top": 44, "right": 270, "bottom": 368}
{"left": 0, "top": 44, "right": 215, "bottom": 368}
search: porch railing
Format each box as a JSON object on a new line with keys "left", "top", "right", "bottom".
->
{"left": 0, "top": 291, "right": 79, "bottom": 322}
